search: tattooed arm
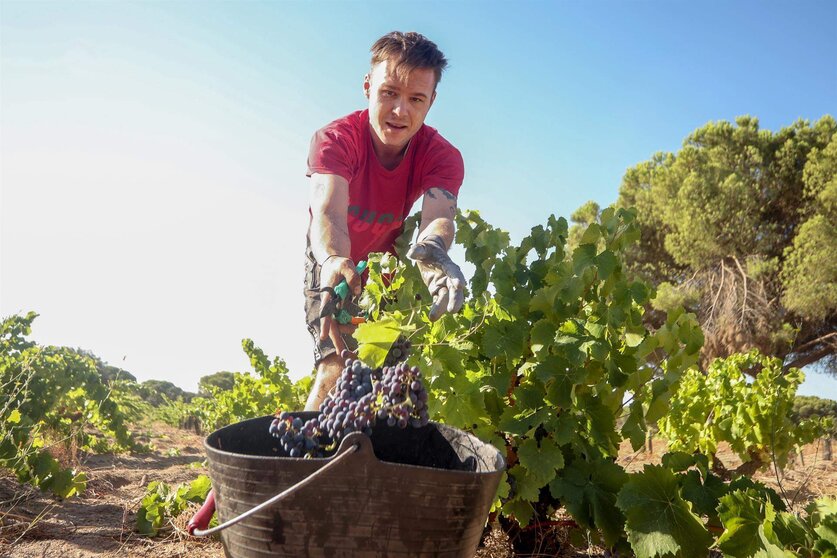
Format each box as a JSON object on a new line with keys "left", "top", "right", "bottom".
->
{"left": 417, "top": 187, "right": 457, "bottom": 250}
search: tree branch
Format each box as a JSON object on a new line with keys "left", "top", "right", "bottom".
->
{"left": 793, "top": 331, "right": 837, "bottom": 355}
{"left": 784, "top": 343, "right": 836, "bottom": 372}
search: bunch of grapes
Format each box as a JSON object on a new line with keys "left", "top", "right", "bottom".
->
{"left": 269, "top": 344, "right": 429, "bottom": 458}
{"left": 377, "top": 362, "right": 430, "bottom": 429}
{"left": 316, "top": 357, "right": 379, "bottom": 442}
{"left": 383, "top": 336, "right": 412, "bottom": 367}
{"left": 269, "top": 412, "right": 320, "bottom": 458}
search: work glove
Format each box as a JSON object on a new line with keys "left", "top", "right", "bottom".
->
{"left": 406, "top": 234, "right": 465, "bottom": 322}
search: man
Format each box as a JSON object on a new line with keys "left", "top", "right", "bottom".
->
{"left": 303, "top": 31, "right": 466, "bottom": 410}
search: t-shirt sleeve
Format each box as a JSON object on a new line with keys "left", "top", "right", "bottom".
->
{"left": 420, "top": 139, "right": 465, "bottom": 198}
{"left": 306, "top": 125, "right": 357, "bottom": 183}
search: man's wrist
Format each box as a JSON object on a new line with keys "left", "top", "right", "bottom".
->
{"left": 418, "top": 234, "right": 448, "bottom": 252}
{"left": 320, "top": 254, "right": 349, "bottom": 267}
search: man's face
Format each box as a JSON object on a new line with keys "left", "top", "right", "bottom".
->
{"left": 364, "top": 59, "right": 437, "bottom": 156}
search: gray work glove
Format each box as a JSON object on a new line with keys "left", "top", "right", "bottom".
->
{"left": 406, "top": 234, "right": 465, "bottom": 321}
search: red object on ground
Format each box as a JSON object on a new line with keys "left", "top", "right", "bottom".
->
{"left": 187, "top": 489, "right": 216, "bottom": 536}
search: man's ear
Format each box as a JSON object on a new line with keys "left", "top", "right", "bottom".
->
{"left": 363, "top": 74, "right": 370, "bottom": 98}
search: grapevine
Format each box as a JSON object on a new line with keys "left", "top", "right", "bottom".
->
{"left": 1, "top": 312, "right": 140, "bottom": 497}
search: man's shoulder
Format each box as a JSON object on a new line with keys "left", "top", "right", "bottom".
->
{"left": 416, "top": 123, "right": 463, "bottom": 162}
{"left": 315, "top": 110, "right": 367, "bottom": 138}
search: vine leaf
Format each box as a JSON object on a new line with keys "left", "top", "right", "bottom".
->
{"left": 772, "top": 511, "right": 811, "bottom": 551}
{"left": 550, "top": 457, "right": 627, "bottom": 547}
{"left": 354, "top": 317, "right": 402, "bottom": 369}
{"left": 517, "top": 437, "right": 564, "bottom": 484}
{"left": 716, "top": 488, "right": 779, "bottom": 556}
{"left": 529, "top": 319, "right": 556, "bottom": 357}
{"left": 572, "top": 244, "right": 597, "bottom": 273}
{"left": 809, "top": 497, "right": 837, "bottom": 545}
{"left": 596, "top": 250, "right": 618, "bottom": 280}
{"left": 679, "top": 469, "right": 727, "bottom": 518}
{"left": 502, "top": 498, "right": 534, "bottom": 526}
{"left": 615, "top": 465, "right": 712, "bottom": 558}
{"left": 508, "top": 464, "right": 542, "bottom": 502}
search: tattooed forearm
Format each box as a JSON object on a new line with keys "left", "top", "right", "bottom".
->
{"left": 427, "top": 187, "right": 457, "bottom": 201}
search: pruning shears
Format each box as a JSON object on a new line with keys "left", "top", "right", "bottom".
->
{"left": 316, "top": 260, "right": 367, "bottom": 325}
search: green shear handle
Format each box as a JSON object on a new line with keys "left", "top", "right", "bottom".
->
{"left": 333, "top": 261, "right": 367, "bottom": 325}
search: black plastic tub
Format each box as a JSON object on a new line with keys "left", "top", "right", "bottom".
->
{"left": 205, "top": 413, "right": 505, "bottom": 558}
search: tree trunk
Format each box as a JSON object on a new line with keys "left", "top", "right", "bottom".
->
{"left": 645, "top": 430, "right": 653, "bottom": 455}
{"left": 824, "top": 438, "right": 832, "bottom": 461}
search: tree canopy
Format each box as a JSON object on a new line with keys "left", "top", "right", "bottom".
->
{"left": 198, "top": 371, "right": 235, "bottom": 394}
{"left": 613, "top": 115, "right": 836, "bottom": 373}
{"left": 138, "top": 379, "right": 189, "bottom": 406}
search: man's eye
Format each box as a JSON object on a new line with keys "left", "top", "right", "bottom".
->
{"left": 411, "top": 97, "right": 424, "bottom": 103}
{"left": 382, "top": 90, "right": 395, "bottom": 97}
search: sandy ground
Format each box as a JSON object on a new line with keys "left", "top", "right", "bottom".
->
{"left": 1, "top": 424, "right": 834, "bottom": 558}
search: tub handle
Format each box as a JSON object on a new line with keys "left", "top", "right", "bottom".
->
{"left": 191, "top": 441, "right": 360, "bottom": 537}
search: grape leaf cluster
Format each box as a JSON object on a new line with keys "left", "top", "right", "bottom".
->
{"left": 269, "top": 346, "right": 428, "bottom": 457}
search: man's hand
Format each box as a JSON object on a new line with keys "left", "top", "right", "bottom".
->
{"left": 318, "top": 255, "right": 361, "bottom": 349}
{"left": 407, "top": 234, "right": 465, "bottom": 321}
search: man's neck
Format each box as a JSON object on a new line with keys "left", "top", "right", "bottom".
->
{"left": 370, "top": 128, "right": 410, "bottom": 171}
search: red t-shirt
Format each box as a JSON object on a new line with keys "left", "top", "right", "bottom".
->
{"left": 307, "top": 109, "right": 464, "bottom": 262}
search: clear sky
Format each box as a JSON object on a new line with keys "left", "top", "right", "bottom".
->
{"left": 2, "top": 1, "right": 835, "bottom": 397}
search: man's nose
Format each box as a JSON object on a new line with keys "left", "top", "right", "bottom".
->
{"left": 392, "top": 96, "right": 407, "bottom": 116}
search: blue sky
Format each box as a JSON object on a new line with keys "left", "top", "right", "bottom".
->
{"left": 2, "top": 1, "right": 835, "bottom": 397}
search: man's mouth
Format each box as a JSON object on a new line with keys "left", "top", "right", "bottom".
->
{"left": 386, "top": 122, "right": 408, "bottom": 130}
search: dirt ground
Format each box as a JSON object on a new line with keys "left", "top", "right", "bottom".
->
{"left": 1, "top": 424, "right": 835, "bottom": 558}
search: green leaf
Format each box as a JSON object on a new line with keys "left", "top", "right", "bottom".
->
{"left": 354, "top": 317, "right": 403, "bottom": 368}
{"left": 616, "top": 465, "right": 712, "bottom": 558}
{"left": 499, "top": 407, "right": 536, "bottom": 436}
{"left": 136, "top": 506, "right": 156, "bottom": 535}
{"left": 679, "top": 470, "right": 727, "bottom": 518}
{"left": 728, "top": 477, "right": 786, "bottom": 513}
{"left": 182, "top": 475, "right": 212, "bottom": 502}
{"left": 811, "top": 497, "right": 837, "bottom": 545}
{"left": 481, "top": 321, "right": 526, "bottom": 362}
{"left": 630, "top": 281, "right": 651, "bottom": 305}
{"left": 583, "top": 395, "right": 620, "bottom": 456}
{"left": 661, "top": 452, "right": 700, "bottom": 472}
{"left": 596, "top": 250, "right": 618, "bottom": 280}
{"left": 502, "top": 498, "right": 534, "bottom": 526}
{"left": 621, "top": 400, "right": 646, "bottom": 451}
{"left": 517, "top": 437, "right": 564, "bottom": 484}
{"left": 580, "top": 223, "right": 602, "bottom": 245}
{"left": 772, "top": 511, "right": 811, "bottom": 550}
{"left": 716, "top": 489, "right": 776, "bottom": 557}
{"left": 535, "top": 356, "right": 584, "bottom": 409}
{"left": 549, "top": 457, "right": 628, "bottom": 547}
{"left": 529, "top": 285, "right": 560, "bottom": 317}
{"left": 625, "top": 332, "right": 645, "bottom": 348}
{"left": 572, "top": 244, "right": 597, "bottom": 273}
{"left": 508, "top": 464, "right": 542, "bottom": 502}
{"left": 530, "top": 319, "right": 556, "bottom": 357}
{"left": 585, "top": 321, "right": 606, "bottom": 339}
